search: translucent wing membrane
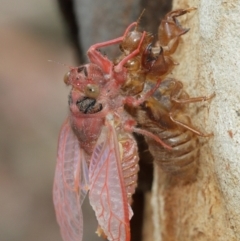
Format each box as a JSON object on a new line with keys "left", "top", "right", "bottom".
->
{"left": 89, "top": 121, "right": 131, "bottom": 241}
{"left": 53, "top": 119, "right": 89, "bottom": 241}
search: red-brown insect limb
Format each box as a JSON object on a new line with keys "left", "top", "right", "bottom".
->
{"left": 134, "top": 78, "right": 214, "bottom": 181}
{"left": 157, "top": 7, "right": 197, "bottom": 55}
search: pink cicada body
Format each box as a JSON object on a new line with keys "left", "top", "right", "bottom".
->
{"left": 53, "top": 21, "right": 170, "bottom": 241}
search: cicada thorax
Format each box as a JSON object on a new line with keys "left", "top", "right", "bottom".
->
{"left": 65, "top": 63, "right": 108, "bottom": 156}
{"left": 69, "top": 114, "right": 104, "bottom": 156}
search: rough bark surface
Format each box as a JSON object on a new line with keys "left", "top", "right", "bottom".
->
{"left": 151, "top": 0, "right": 240, "bottom": 240}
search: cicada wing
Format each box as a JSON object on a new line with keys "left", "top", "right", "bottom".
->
{"left": 53, "top": 119, "right": 89, "bottom": 241}
{"left": 89, "top": 122, "right": 131, "bottom": 241}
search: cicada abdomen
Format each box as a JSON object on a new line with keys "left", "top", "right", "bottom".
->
{"left": 139, "top": 115, "right": 200, "bottom": 180}
{"left": 134, "top": 78, "right": 214, "bottom": 181}
{"left": 118, "top": 128, "right": 139, "bottom": 203}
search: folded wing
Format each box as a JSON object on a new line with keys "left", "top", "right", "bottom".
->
{"left": 53, "top": 119, "right": 89, "bottom": 241}
{"left": 89, "top": 120, "right": 131, "bottom": 241}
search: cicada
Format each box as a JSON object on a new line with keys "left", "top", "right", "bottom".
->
{"left": 135, "top": 79, "right": 214, "bottom": 180}
{"left": 117, "top": 8, "right": 214, "bottom": 181}
{"left": 53, "top": 22, "right": 170, "bottom": 241}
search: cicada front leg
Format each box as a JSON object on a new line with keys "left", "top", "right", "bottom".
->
{"left": 158, "top": 7, "right": 197, "bottom": 55}
{"left": 169, "top": 112, "right": 213, "bottom": 137}
{"left": 171, "top": 92, "right": 216, "bottom": 104}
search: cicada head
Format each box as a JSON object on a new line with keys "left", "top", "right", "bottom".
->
{"left": 65, "top": 64, "right": 108, "bottom": 116}
{"left": 64, "top": 63, "right": 107, "bottom": 92}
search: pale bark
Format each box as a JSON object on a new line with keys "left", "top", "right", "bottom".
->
{"left": 151, "top": 0, "right": 240, "bottom": 241}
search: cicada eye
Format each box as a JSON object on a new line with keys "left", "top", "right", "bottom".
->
{"left": 64, "top": 71, "right": 71, "bottom": 85}
{"left": 85, "top": 84, "right": 100, "bottom": 98}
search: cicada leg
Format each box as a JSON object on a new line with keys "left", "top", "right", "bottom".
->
{"left": 123, "top": 118, "right": 172, "bottom": 150}
{"left": 171, "top": 93, "right": 215, "bottom": 104}
{"left": 169, "top": 112, "right": 213, "bottom": 137}
{"left": 87, "top": 21, "right": 139, "bottom": 74}
{"left": 158, "top": 7, "right": 196, "bottom": 55}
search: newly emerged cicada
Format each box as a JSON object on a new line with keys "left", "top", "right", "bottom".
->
{"left": 53, "top": 21, "right": 170, "bottom": 241}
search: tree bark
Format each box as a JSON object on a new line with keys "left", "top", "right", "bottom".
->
{"left": 151, "top": 0, "right": 240, "bottom": 240}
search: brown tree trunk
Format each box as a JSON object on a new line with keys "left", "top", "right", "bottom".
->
{"left": 150, "top": 0, "right": 240, "bottom": 240}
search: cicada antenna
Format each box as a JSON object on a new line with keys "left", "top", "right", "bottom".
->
{"left": 48, "top": 60, "right": 75, "bottom": 70}
{"left": 135, "top": 9, "right": 146, "bottom": 30}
